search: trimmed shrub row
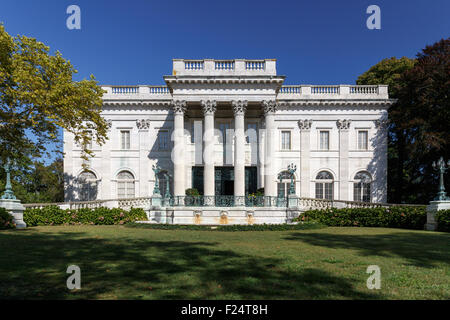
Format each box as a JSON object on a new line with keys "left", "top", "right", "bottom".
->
{"left": 297, "top": 206, "right": 427, "bottom": 230}
{"left": 436, "top": 209, "right": 450, "bottom": 232}
{"left": 127, "top": 221, "right": 325, "bottom": 232}
{"left": 23, "top": 206, "right": 147, "bottom": 226}
{"left": 0, "top": 208, "right": 15, "bottom": 230}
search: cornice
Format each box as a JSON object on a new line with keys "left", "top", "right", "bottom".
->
{"left": 164, "top": 75, "right": 285, "bottom": 85}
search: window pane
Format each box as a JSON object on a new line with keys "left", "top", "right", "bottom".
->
{"left": 121, "top": 131, "right": 131, "bottom": 149}
{"left": 320, "top": 131, "right": 329, "bottom": 150}
{"left": 325, "top": 183, "right": 333, "bottom": 200}
{"left": 358, "top": 131, "right": 368, "bottom": 150}
{"left": 281, "top": 131, "right": 291, "bottom": 150}
{"left": 315, "top": 183, "right": 323, "bottom": 199}
{"left": 362, "top": 183, "right": 371, "bottom": 202}
{"left": 354, "top": 183, "right": 362, "bottom": 201}
{"left": 278, "top": 183, "right": 286, "bottom": 197}
{"left": 159, "top": 131, "right": 168, "bottom": 150}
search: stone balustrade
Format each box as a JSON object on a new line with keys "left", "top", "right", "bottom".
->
{"left": 278, "top": 84, "right": 388, "bottom": 99}
{"left": 22, "top": 197, "right": 422, "bottom": 212}
{"left": 102, "top": 84, "right": 388, "bottom": 100}
{"left": 172, "top": 59, "right": 276, "bottom": 76}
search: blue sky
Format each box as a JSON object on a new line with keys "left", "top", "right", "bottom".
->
{"left": 0, "top": 0, "right": 448, "bottom": 163}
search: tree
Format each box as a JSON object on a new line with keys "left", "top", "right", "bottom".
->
{"left": 357, "top": 57, "right": 415, "bottom": 203}
{"left": 395, "top": 38, "right": 450, "bottom": 203}
{"left": 0, "top": 24, "right": 108, "bottom": 166}
{"left": 357, "top": 39, "right": 450, "bottom": 203}
{"left": 0, "top": 158, "right": 64, "bottom": 203}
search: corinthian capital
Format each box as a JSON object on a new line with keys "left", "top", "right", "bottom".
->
{"left": 172, "top": 100, "right": 187, "bottom": 114}
{"left": 201, "top": 100, "right": 217, "bottom": 115}
{"left": 298, "top": 119, "right": 313, "bottom": 130}
{"left": 262, "top": 100, "right": 278, "bottom": 114}
{"left": 232, "top": 100, "right": 247, "bottom": 115}
{"left": 374, "top": 119, "right": 388, "bottom": 129}
{"left": 136, "top": 119, "right": 151, "bottom": 130}
{"left": 336, "top": 119, "right": 352, "bottom": 130}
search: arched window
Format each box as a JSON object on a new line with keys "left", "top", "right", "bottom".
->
{"left": 158, "top": 170, "right": 173, "bottom": 198}
{"left": 277, "top": 171, "right": 295, "bottom": 198}
{"left": 315, "top": 171, "right": 334, "bottom": 200}
{"left": 117, "top": 171, "right": 135, "bottom": 199}
{"left": 354, "top": 171, "right": 372, "bottom": 202}
{"left": 78, "top": 171, "right": 98, "bottom": 201}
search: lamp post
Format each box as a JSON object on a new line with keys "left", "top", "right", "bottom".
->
{"left": 287, "top": 163, "right": 297, "bottom": 195}
{"left": 425, "top": 157, "right": 450, "bottom": 231}
{"left": 1, "top": 158, "right": 16, "bottom": 200}
{"left": 152, "top": 164, "right": 161, "bottom": 196}
{"left": 432, "top": 157, "right": 450, "bottom": 201}
{"left": 0, "top": 157, "right": 26, "bottom": 228}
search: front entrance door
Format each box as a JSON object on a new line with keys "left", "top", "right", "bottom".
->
{"left": 191, "top": 166, "right": 258, "bottom": 196}
{"left": 224, "top": 180, "right": 234, "bottom": 195}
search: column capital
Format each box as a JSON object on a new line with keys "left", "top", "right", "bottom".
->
{"left": 172, "top": 100, "right": 187, "bottom": 114}
{"left": 298, "top": 119, "right": 313, "bottom": 131}
{"left": 262, "top": 100, "right": 278, "bottom": 115}
{"left": 232, "top": 100, "right": 247, "bottom": 115}
{"left": 374, "top": 119, "right": 388, "bottom": 129}
{"left": 136, "top": 119, "right": 150, "bottom": 130}
{"left": 201, "top": 100, "right": 217, "bottom": 115}
{"left": 336, "top": 119, "right": 352, "bottom": 130}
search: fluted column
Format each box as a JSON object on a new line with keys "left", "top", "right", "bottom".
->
{"left": 337, "top": 119, "right": 351, "bottom": 201}
{"left": 262, "top": 100, "right": 278, "bottom": 203}
{"left": 201, "top": 100, "right": 217, "bottom": 203}
{"left": 172, "top": 100, "right": 187, "bottom": 197}
{"left": 298, "top": 120, "right": 312, "bottom": 198}
{"left": 232, "top": 100, "right": 247, "bottom": 206}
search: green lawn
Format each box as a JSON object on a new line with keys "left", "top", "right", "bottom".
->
{"left": 0, "top": 225, "right": 449, "bottom": 299}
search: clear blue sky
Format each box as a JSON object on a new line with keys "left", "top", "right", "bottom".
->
{"left": 1, "top": 0, "right": 448, "bottom": 162}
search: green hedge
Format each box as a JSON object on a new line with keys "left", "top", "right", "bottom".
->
{"left": 127, "top": 221, "right": 325, "bottom": 231}
{"left": 0, "top": 208, "right": 15, "bottom": 230}
{"left": 297, "top": 206, "right": 427, "bottom": 230}
{"left": 23, "top": 206, "right": 147, "bottom": 226}
{"left": 436, "top": 209, "right": 450, "bottom": 232}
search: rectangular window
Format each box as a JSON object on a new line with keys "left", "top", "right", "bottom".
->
{"left": 324, "top": 183, "right": 333, "bottom": 200}
{"left": 158, "top": 130, "right": 169, "bottom": 150}
{"left": 319, "top": 131, "right": 329, "bottom": 150}
{"left": 121, "top": 130, "right": 130, "bottom": 150}
{"left": 281, "top": 131, "right": 291, "bottom": 150}
{"left": 358, "top": 130, "right": 368, "bottom": 150}
{"left": 246, "top": 123, "right": 257, "bottom": 143}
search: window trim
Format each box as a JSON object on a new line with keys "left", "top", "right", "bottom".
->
{"left": 157, "top": 129, "right": 170, "bottom": 151}
{"left": 280, "top": 130, "right": 292, "bottom": 151}
{"left": 357, "top": 129, "right": 369, "bottom": 150}
{"left": 119, "top": 129, "right": 131, "bottom": 150}
{"left": 319, "top": 130, "right": 330, "bottom": 151}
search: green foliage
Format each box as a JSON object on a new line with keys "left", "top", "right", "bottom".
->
{"left": 357, "top": 39, "right": 450, "bottom": 204}
{"left": 23, "top": 206, "right": 147, "bottom": 226}
{"left": 436, "top": 210, "right": 450, "bottom": 232}
{"left": 297, "top": 206, "right": 427, "bottom": 230}
{"left": 0, "top": 158, "right": 64, "bottom": 203}
{"left": 127, "top": 221, "right": 325, "bottom": 231}
{"left": 0, "top": 208, "right": 15, "bottom": 229}
{"left": 185, "top": 188, "right": 200, "bottom": 196}
{"left": 0, "top": 24, "right": 108, "bottom": 164}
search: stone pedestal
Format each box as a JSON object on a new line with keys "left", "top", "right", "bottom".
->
{"left": 288, "top": 194, "right": 299, "bottom": 208}
{"left": 425, "top": 200, "right": 450, "bottom": 231}
{"left": 151, "top": 194, "right": 162, "bottom": 208}
{"left": 0, "top": 199, "right": 27, "bottom": 229}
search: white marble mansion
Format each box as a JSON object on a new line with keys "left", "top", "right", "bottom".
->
{"left": 63, "top": 59, "right": 392, "bottom": 217}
